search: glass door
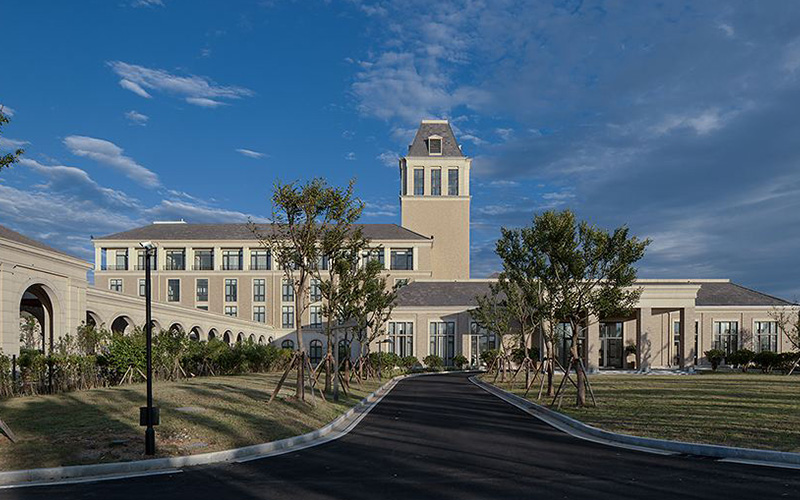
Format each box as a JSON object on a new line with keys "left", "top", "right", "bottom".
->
{"left": 600, "top": 322, "right": 623, "bottom": 368}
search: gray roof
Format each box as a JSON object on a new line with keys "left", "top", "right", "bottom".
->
{"left": 407, "top": 120, "right": 465, "bottom": 157}
{"left": 396, "top": 281, "right": 493, "bottom": 308}
{"left": 694, "top": 282, "right": 794, "bottom": 307}
{"left": 97, "top": 223, "right": 430, "bottom": 242}
{"left": 0, "top": 224, "right": 78, "bottom": 259}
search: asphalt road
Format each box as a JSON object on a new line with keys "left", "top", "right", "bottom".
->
{"left": 4, "top": 373, "right": 800, "bottom": 499}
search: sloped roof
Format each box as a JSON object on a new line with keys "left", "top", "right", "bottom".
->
{"left": 694, "top": 282, "right": 794, "bottom": 307}
{"left": 97, "top": 223, "right": 430, "bottom": 242}
{"left": 396, "top": 281, "right": 493, "bottom": 308}
{"left": 0, "top": 224, "right": 81, "bottom": 260}
{"left": 407, "top": 120, "right": 464, "bottom": 157}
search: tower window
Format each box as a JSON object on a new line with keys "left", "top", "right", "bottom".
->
{"left": 414, "top": 168, "right": 424, "bottom": 195}
{"left": 448, "top": 168, "right": 459, "bottom": 196}
{"left": 431, "top": 168, "right": 441, "bottom": 195}
{"left": 428, "top": 137, "right": 442, "bottom": 155}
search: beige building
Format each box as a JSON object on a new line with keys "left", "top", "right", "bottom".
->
{"left": 2, "top": 119, "right": 797, "bottom": 370}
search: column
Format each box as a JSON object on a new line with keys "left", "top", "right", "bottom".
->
{"left": 586, "top": 314, "right": 600, "bottom": 373}
{"left": 680, "top": 307, "right": 696, "bottom": 370}
{"left": 638, "top": 307, "right": 661, "bottom": 371}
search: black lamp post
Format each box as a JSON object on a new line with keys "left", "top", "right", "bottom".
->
{"left": 139, "top": 242, "right": 159, "bottom": 455}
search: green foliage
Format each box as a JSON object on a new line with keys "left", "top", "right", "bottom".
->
{"left": 704, "top": 349, "right": 726, "bottom": 370}
{"left": 75, "top": 322, "right": 108, "bottom": 355}
{"left": 480, "top": 348, "right": 500, "bottom": 367}
{"left": 726, "top": 349, "right": 756, "bottom": 372}
{"left": 452, "top": 354, "right": 469, "bottom": 369}
{"left": 754, "top": 350, "right": 780, "bottom": 373}
{"left": 423, "top": 354, "right": 443, "bottom": 370}
{"left": 624, "top": 343, "right": 637, "bottom": 356}
{"left": 0, "top": 109, "right": 24, "bottom": 173}
{"left": 368, "top": 351, "right": 400, "bottom": 370}
{"left": 511, "top": 346, "right": 540, "bottom": 364}
{"left": 400, "top": 355, "right": 420, "bottom": 370}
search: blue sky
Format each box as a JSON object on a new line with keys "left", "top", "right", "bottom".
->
{"left": 1, "top": 1, "right": 800, "bottom": 299}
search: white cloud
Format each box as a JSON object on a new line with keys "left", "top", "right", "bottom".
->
{"left": 345, "top": 152, "right": 357, "bottom": 161}
{"left": 0, "top": 137, "right": 28, "bottom": 150}
{"left": 376, "top": 150, "right": 398, "bottom": 168}
{"left": 236, "top": 148, "right": 266, "bottom": 159}
{"left": 145, "top": 199, "right": 253, "bottom": 223}
{"left": 495, "top": 128, "right": 514, "bottom": 141}
{"left": 460, "top": 133, "right": 486, "bottom": 145}
{"left": 487, "top": 180, "right": 518, "bottom": 188}
{"left": 652, "top": 109, "right": 732, "bottom": 136}
{"left": 132, "top": 0, "right": 164, "bottom": 7}
{"left": 0, "top": 104, "right": 15, "bottom": 117}
{"left": 363, "top": 200, "right": 398, "bottom": 218}
{"left": 109, "top": 61, "right": 253, "bottom": 107}
{"left": 125, "top": 110, "right": 149, "bottom": 125}
{"left": 718, "top": 23, "right": 735, "bottom": 38}
{"left": 63, "top": 135, "right": 161, "bottom": 187}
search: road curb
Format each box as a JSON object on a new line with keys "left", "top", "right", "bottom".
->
{"left": 470, "top": 375, "right": 800, "bottom": 468}
{"left": 0, "top": 371, "right": 434, "bottom": 488}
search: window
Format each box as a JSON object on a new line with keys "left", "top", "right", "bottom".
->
{"left": 197, "top": 305, "right": 208, "bottom": 311}
{"left": 310, "top": 305, "right": 323, "bottom": 328}
{"left": 414, "top": 168, "right": 424, "bottom": 195}
{"left": 673, "top": 320, "right": 681, "bottom": 366}
{"left": 138, "top": 279, "right": 146, "bottom": 297}
{"left": 225, "top": 279, "right": 238, "bottom": 302}
{"left": 317, "top": 254, "right": 329, "bottom": 271}
{"left": 755, "top": 321, "right": 778, "bottom": 352}
{"left": 167, "top": 279, "right": 180, "bottom": 302}
{"left": 388, "top": 322, "right": 414, "bottom": 357}
{"left": 448, "top": 168, "right": 459, "bottom": 196}
{"left": 115, "top": 250, "right": 128, "bottom": 271}
{"left": 222, "top": 249, "right": 242, "bottom": 270}
{"left": 192, "top": 249, "right": 213, "bottom": 271}
{"left": 401, "top": 165, "right": 407, "bottom": 195}
{"left": 253, "top": 279, "right": 266, "bottom": 302}
{"left": 282, "top": 279, "right": 294, "bottom": 302}
{"left": 431, "top": 168, "right": 441, "bottom": 196}
{"left": 281, "top": 339, "right": 295, "bottom": 350}
{"left": 282, "top": 306, "right": 295, "bottom": 328}
{"left": 109, "top": 279, "right": 123, "bottom": 292}
{"left": 362, "top": 248, "right": 385, "bottom": 269}
{"left": 309, "top": 340, "right": 323, "bottom": 365}
{"left": 253, "top": 306, "right": 266, "bottom": 323}
{"left": 196, "top": 278, "right": 209, "bottom": 302}
{"left": 713, "top": 321, "right": 739, "bottom": 356}
{"left": 554, "top": 322, "right": 586, "bottom": 367}
{"left": 137, "top": 250, "right": 157, "bottom": 270}
{"left": 428, "top": 137, "right": 442, "bottom": 155}
{"left": 390, "top": 248, "right": 413, "bottom": 270}
{"left": 224, "top": 305, "right": 238, "bottom": 317}
{"left": 250, "top": 249, "right": 270, "bottom": 270}
{"left": 165, "top": 249, "right": 185, "bottom": 271}
{"left": 429, "top": 321, "right": 455, "bottom": 365}
{"left": 310, "top": 278, "right": 322, "bottom": 302}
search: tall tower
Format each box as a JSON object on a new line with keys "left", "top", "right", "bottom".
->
{"left": 400, "top": 120, "right": 471, "bottom": 280}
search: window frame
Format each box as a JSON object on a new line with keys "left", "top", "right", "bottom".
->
{"left": 224, "top": 278, "right": 238, "bottom": 302}
{"left": 447, "top": 168, "right": 459, "bottom": 196}
{"left": 196, "top": 278, "right": 209, "bottom": 303}
{"left": 413, "top": 168, "right": 425, "bottom": 195}
{"left": 167, "top": 279, "right": 181, "bottom": 302}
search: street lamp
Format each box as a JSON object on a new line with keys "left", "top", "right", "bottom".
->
{"left": 139, "top": 241, "right": 159, "bottom": 455}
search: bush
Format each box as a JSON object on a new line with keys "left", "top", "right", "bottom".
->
{"left": 778, "top": 351, "right": 800, "bottom": 373}
{"left": 423, "top": 354, "right": 443, "bottom": 370}
{"left": 704, "top": 349, "right": 725, "bottom": 370}
{"left": 480, "top": 349, "right": 500, "bottom": 367}
{"left": 754, "top": 350, "right": 780, "bottom": 373}
{"left": 726, "top": 349, "right": 756, "bottom": 372}
{"left": 511, "top": 347, "right": 540, "bottom": 364}
{"left": 452, "top": 354, "right": 468, "bottom": 369}
{"left": 400, "top": 355, "right": 420, "bottom": 370}
{"left": 624, "top": 343, "right": 637, "bottom": 356}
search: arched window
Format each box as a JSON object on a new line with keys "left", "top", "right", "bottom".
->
{"left": 258, "top": 335, "right": 265, "bottom": 345}
{"left": 281, "top": 339, "right": 295, "bottom": 350}
{"left": 309, "top": 339, "right": 323, "bottom": 366}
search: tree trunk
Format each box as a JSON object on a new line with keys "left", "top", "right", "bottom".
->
{"left": 571, "top": 319, "right": 586, "bottom": 407}
{"left": 295, "top": 278, "right": 306, "bottom": 401}
{"left": 324, "top": 318, "right": 333, "bottom": 394}
{"left": 545, "top": 338, "right": 555, "bottom": 397}
{"left": 333, "top": 329, "right": 340, "bottom": 401}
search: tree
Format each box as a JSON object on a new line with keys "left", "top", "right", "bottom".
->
{"left": 19, "top": 315, "right": 40, "bottom": 351}
{"left": 350, "top": 259, "right": 398, "bottom": 380}
{"left": 1, "top": 108, "right": 24, "bottom": 174}
{"left": 770, "top": 306, "right": 800, "bottom": 375}
{"left": 471, "top": 280, "right": 514, "bottom": 381}
{"left": 508, "top": 210, "right": 649, "bottom": 407}
{"left": 250, "top": 178, "right": 362, "bottom": 401}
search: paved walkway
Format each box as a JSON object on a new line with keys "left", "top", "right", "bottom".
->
{"left": 4, "top": 373, "right": 799, "bottom": 499}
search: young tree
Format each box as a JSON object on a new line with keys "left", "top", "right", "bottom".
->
{"left": 351, "top": 259, "right": 398, "bottom": 379}
{"left": 1, "top": 108, "right": 24, "bottom": 174}
{"left": 770, "top": 306, "right": 800, "bottom": 375}
{"left": 472, "top": 280, "right": 514, "bottom": 381}
{"left": 250, "top": 178, "right": 362, "bottom": 401}
{"left": 506, "top": 210, "right": 649, "bottom": 407}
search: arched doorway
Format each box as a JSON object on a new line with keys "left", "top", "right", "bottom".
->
{"left": 258, "top": 335, "right": 265, "bottom": 345}
{"left": 19, "top": 284, "right": 56, "bottom": 353}
{"left": 111, "top": 316, "right": 134, "bottom": 335}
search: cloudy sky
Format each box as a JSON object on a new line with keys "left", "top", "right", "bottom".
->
{"left": 1, "top": 1, "right": 799, "bottom": 298}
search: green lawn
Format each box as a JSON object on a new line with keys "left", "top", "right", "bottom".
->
{"left": 487, "top": 372, "right": 800, "bottom": 452}
{"left": 0, "top": 372, "right": 381, "bottom": 471}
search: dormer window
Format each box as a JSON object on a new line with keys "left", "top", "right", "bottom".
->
{"left": 428, "top": 135, "right": 442, "bottom": 155}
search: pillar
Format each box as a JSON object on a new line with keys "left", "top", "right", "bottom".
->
{"left": 680, "top": 307, "right": 696, "bottom": 370}
{"left": 586, "top": 314, "right": 600, "bottom": 373}
{"left": 638, "top": 307, "right": 660, "bottom": 372}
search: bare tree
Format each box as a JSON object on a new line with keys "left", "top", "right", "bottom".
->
{"left": 770, "top": 306, "right": 800, "bottom": 375}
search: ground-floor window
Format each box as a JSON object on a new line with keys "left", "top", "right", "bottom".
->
{"left": 755, "top": 321, "right": 778, "bottom": 352}
{"left": 672, "top": 320, "right": 681, "bottom": 366}
{"left": 281, "top": 339, "right": 294, "bottom": 350}
{"left": 309, "top": 339, "right": 323, "bottom": 366}
{"left": 469, "top": 322, "right": 496, "bottom": 366}
{"left": 713, "top": 321, "right": 739, "bottom": 356}
{"left": 599, "top": 322, "right": 623, "bottom": 369}
{"left": 554, "top": 322, "right": 585, "bottom": 368}
{"left": 429, "top": 321, "right": 455, "bottom": 365}
{"left": 338, "top": 339, "right": 350, "bottom": 362}
{"left": 388, "top": 322, "right": 414, "bottom": 357}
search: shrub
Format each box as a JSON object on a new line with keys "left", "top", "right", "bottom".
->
{"left": 726, "top": 349, "right": 756, "bottom": 372}
{"left": 778, "top": 352, "right": 800, "bottom": 373}
{"left": 400, "top": 355, "right": 420, "bottom": 370}
{"left": 511, "top": 347, "right": 540, "bottom": 364}
{"left": 754, "top": 350, "right": 780, "bottom": 373}
{"left": 480, "top": 349, "right": 500, "bottom": 367}
{"left": 624, "top": 343, "right": 637, "bottom": 356}
{"left": 704, "top": 349, "right": 725, "bottom": 370}
{"left": 368, "top": 352, "right": 400, "bottom": 371}
{"left": 452, "top": 354, "right": 468, "bottom": 369}
{"left": 423, "top": 354, "right": 443, "bottom": 370}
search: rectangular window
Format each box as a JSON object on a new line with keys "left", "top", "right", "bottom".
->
{"left": 310, "top": 278, "right": 322, "bottom": 302}
{"left": 429, "top": 321, "right": 455, "bottom": 365}
{"left": 138, "top": 279, "right": 146, "bottom": 297}
{"left": 428, "top": 137, "right": 442, "bottom": 155}
{"left": 224, "top": 305, "right": 238, "bottom": 317}
{"left": 253, "top": 306, "right": 266, "bottom": 323}
{"left": 713, "top": 321, "right": 739, "bottom": 356}
{"left": 414, "top": 168, "right": 424, "bottom": 195}
{"left": 225, "top": 278, "right": 238, "bottom": 302}
{"left": 109, "top": 279, "right": 123, "bottom": 292}
{"left": 755, "top": 321, "right": 778, "bottom": 352}
{"left": 282, "top": 305, "right": 295, "bottom": 328}
{"left": 222, "top": 249, "right": 243, "bottom": 270}
{"left": 196, "top": 278, "right": 208, "bottom": 302}
{"left": 137, "top": 250, "right": 157, "bottom": 270}
{"left": 388, "top": 322, "right": 414, "bottom": 357}
{"left": 250, "top": 249, "right": 271, "bottom": 270}
{"left": 673, "top": 320, "right": 681, "bottom": 366}
{"left": 194, "top": 249, "right": 214, "bottom": 271}
{"left": 431, "top": 168, "right": 441, "bottom": 196}
{"left": 362, "top": 248, "right": 385, "bottom": 269}
{"left": 317, "top": 254, "right": 329, "bottom": 271}
{"left": 310, "top": 305, "right": 322, "bottom": 328}
{"left": 390, "top": 248, "right": 413, "bottom": 270}
{"left": 114, "top": 250, "right": 128, "bottom": 271}
{"left": 282, "top": 279, "right": 294, "bottom": 302}
{"left": 253, "top": 279, "right": 266, "bottom": 302}
{"left": 167, "top": 279, "right": 180, "bottom": 302}
{"left": 401, "top": 165, "right": 407, "bottom": 195}
{"left": 197, "top": 305, "right": 208, "bottom": 311}
{"left": 448, "top": 168, "right": 459, "bottom": 196}
{"left": 165, "top": 249, "right": 186, "bottom": 271}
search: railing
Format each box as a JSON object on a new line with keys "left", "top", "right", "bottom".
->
{"left": 102, "top": 264, "right": 129, "bottom": 271}
{"left": 192, "top": 264, "right": 215, "bottom": 271}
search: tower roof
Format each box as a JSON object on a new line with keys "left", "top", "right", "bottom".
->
{"left": 407, "top": 120, "right": 465, "bottom": 158}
